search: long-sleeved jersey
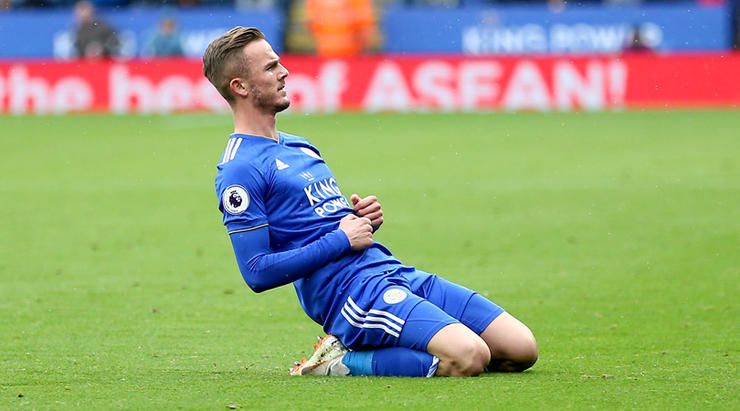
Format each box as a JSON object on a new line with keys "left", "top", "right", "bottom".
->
{"left": 215, "top": 132, "right": 403, "bottom": 326}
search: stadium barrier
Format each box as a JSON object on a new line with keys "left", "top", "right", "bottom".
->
{"left": 0, "top": 8, "right": 282, "bottom": 59}
{"left": 0, "top": 4, "right": 729, "bottom": 59}
{"left": 1, "top": 54, "right": 738, "bottom": 114}
{"left": 383, "top": 4, "right": 731, "bottom": 54}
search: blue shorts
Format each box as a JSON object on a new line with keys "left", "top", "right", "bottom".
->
{"left": 325, "top": 268, "right": 505, "bottom": 352}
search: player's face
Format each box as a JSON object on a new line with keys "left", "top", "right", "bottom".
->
{"left": 243, "top": 39, "right": 290, "bottom": 113}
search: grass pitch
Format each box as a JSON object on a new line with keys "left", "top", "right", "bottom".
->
{"left": 0, "top": 111, "right": 738, "bottom": 409}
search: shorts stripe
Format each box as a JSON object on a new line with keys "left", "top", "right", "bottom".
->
{"left": 342, "top": 304, "right": 402, "bottom": 333}
{"left": 347, "top": 297, "right": 406, "bottom": 326}
{"left": 341, "top": 296, "right": 405, "bottom": 338}
{"left": 368, "top": 308, "right": 405, "bottom": 326}
{"left": 341, "top": 309, "right": 400, "bottom": 338}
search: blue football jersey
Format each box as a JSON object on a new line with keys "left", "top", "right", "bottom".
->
{"left": 215, "top": 132, "right": 402, "bottom": 326}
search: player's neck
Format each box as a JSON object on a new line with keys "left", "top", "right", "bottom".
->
{"left": 232, "top": 107, "right": 279, "bottom": 142}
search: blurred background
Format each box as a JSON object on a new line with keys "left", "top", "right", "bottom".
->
{"left": 2, "top": 0, "right": 739, "bottom": 407}
{"left": 0, "top": 0, "right": 738, "bottom": 113}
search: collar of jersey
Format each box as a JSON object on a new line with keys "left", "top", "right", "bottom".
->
{"left": 229, "top": 133, "right": 282, "bottom": 144}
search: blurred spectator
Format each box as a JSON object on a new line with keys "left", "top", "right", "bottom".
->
{"left": 306, "top": 0, "right": 380, "bottom": 57}
{"left": 622, "top": 25, "right": 654, "bottom": 54}
{"left": 547, "top": 0, "right": 566, "bottom": 13}
{"left": 142, "top": 17, "right": 184, "bottom": 57}
{"left": 73, "top": 0, "right": 119, "bottom": 59}
{"left": 1, "top": 0, "right": 10, "bottom": 9}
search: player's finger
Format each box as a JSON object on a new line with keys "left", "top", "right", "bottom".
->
{"left": 341, "top": 213, "right": 358, "bottom": 221}
{"left": 355, "top": 202, "right": 381, "bottom": 216}
{"left": 363, "top": 210, "right": 383, "bottom": 222}
{"left": 354, "top": 195, "right": 377, "bottom": 210}
{"left": 359, "top": 217, "right": 372, "bottom": 226}
{"left": 350, "top": 194, "right": 361, "bottom": 206}
{"left": 371, "top": 217, "right": 383, "bottom": 230}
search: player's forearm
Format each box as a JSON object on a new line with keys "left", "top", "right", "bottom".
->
{"left": 230, "top": 228, "right": 350, "bottom": 293}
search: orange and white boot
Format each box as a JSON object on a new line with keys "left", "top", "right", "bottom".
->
{"left": 290, "top": 335, "right": 350, "bottom": 376}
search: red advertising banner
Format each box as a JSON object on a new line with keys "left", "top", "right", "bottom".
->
{"left": 0, "top": 54, "right": 738, "bottom": 114}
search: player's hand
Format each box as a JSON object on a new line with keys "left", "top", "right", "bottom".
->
{"left": 350, "top": 194, "right": 384, "bottom": 232}
{"left": 339, "top": 214, "right": 374, "bottom": 251}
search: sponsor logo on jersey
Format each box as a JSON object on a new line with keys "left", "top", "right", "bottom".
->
{"left": 222, "top": 185, "right": 250, "bottom": 215}
{"left": 383, "top": 288, "right": 408, "bottom": 305}
{"left": 303, "top": 177, "right": 351, "bottom": 217}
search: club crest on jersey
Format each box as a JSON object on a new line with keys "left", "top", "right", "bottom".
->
{"left": 383, "top": 288, "right": 407, "bottom": 305}
{"left": 300, "top": 147, "right": 322, "bottom": 160}
{"left": 222, "top": 185, "right": 250, "bottom": 215}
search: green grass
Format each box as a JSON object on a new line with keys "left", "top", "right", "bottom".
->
{"left": 0, "top": 111, "right": 738, "bottom": 409}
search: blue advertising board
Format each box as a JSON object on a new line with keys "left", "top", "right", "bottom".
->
{"left": 0, "top": 7, "right": 282, "bottom": 59}
{"left": 382, "top": 4, "right": 730, "bottom": 54}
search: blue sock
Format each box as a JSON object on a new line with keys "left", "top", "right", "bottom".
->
{"left": 342, "top": 348, "right": 438, "bottom": 377}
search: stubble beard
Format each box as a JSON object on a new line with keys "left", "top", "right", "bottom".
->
{"left": 275, "top": 99, "right": 290, "bottom": 113}
{"left": 252, "top": 85, "right": 290, "bottom": 114}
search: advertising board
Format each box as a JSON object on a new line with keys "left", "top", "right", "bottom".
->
{"left": 1, "top": 54, "right": 738, "bottom": 114}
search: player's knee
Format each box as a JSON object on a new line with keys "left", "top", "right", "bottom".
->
{"left": 446, "top": 338, "right": 490, "bottom": 377}
{"left": 512, "top": 334, "right": 538, "bottom": 371}
{"left": 498, "top": 329, "right": 538, "bottom": 372}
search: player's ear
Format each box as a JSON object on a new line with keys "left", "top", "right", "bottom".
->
{"left": 229, "top": 77, "right": 249, "bottom": 99}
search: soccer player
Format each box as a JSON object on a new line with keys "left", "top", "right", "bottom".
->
{"left": 203, "top": 27, "right": 538, "bottom": 377}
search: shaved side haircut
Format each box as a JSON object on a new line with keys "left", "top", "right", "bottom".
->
{"left": 203, "top": 27, "right": 265, "bottom": 103}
